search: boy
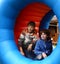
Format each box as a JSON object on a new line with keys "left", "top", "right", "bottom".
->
{"left": 18, "top": 21, "right": 38, "bottom": 59}
{"left": 34, "top": 29, "right": 52, "bottom": 60}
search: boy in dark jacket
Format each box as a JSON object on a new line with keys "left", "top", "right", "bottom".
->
{"left": 34, "top": 29, "right": 52, "bottom": 60}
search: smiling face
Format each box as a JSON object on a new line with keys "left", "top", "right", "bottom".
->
{"left": 41, "top": 32, "right": 47, "bottom": 40}
{"left": 27, "top": 25, "right": 35, "bottom": 33}
{"left": 27, "top": 21, "right": 35, "bottom": 33}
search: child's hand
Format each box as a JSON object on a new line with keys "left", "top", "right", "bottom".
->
{"left": 42, "top": 52, "right": 47, "bottom": 58}
{"left": 36, "top": 54, "right": 42, "bottom": 60}
{"left": 27, "top": 44, "right": 32, "bottom": 51}
{"left": 20, "top": 52, "right": 25, "bottom": 56}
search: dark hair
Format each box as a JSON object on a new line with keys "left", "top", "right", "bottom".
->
{"left": 40, "top": 29, "right": 51, "bottom": 40}
{"left": 27, "top": 21, "right": 35, "bottom": 27}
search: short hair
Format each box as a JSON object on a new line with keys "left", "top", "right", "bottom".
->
{"left": 40, "top": 29, "right": 51, "bottom": 40}
{"left": 27, "top": 21, "right": 36, "bottom": 27}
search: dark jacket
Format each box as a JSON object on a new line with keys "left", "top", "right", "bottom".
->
{"left": 34, "top": 39, "right": 52, "bottom": 56}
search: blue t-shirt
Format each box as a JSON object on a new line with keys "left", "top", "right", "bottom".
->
{"left": 34, "top": 39, "right": 52, "bottom": 56}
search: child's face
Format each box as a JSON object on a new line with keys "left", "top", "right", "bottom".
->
{"left": 27, "top": 25, "right": 35, "bottom": 33}
{"left": 41, "top": 32, "right": 47, "bottom": 40}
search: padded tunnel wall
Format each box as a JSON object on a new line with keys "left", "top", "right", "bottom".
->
{"left": 0, "top": 0, "right": 60, "bottom": 64}
{"left": 40, "top": 10, "right": 54, "bottom": 30}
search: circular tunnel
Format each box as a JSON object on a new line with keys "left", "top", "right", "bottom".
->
{"left": 0, "top": 0, "right": 60, "bottom": 64}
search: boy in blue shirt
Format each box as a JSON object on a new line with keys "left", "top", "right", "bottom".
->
{"left": 34, "top": 29, "right": 52, "bottom": 60}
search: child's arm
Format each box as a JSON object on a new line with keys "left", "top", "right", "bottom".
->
{"left": 45, "top": 41, "right": 53, "bottom": 56}
{"left": 34, "top": 40, "right": 43, "bottom": 55}
{"left": 19, "top": 46, "right": 25, "bottom": 55}
{"left": 18, "top": 33, "right": 25, "bottom": 55}
{"left": 27, "top": 44, "right": 33, "bottom": 51}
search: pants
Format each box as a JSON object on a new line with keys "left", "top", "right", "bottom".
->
{"left": 24, "top": 50, "right": 36, "bottom": 59}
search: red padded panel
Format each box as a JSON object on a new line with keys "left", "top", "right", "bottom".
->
{"left": 14, "top": 3, "right": 51, "bottom": 44}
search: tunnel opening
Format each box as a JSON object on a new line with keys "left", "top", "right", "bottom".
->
{"left": 14, "top": 2, "right": 58, "bottom": 60}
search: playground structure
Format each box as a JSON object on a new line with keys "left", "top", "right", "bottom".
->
{"left": 0, "top": 0, "right": 60, "bottom": 64}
